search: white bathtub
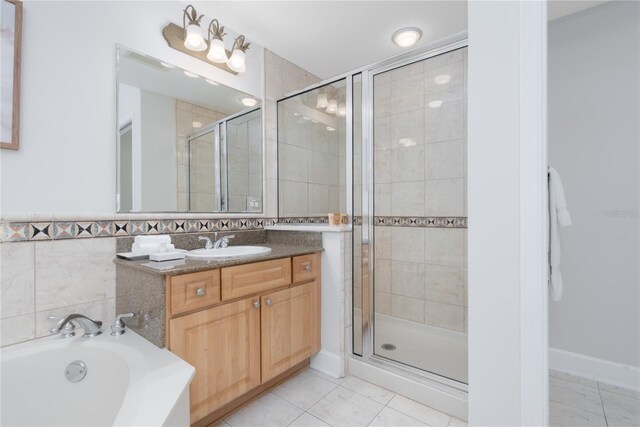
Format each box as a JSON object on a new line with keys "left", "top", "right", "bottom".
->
{"left": 1, "top": 328, "right": 194, "bottom": 426}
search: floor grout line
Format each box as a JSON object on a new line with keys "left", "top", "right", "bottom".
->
{"left": 597, "top": 382, "right": 610, "bottom": 427}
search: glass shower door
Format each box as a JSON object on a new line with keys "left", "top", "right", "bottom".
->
{"left": 357, "top": 47, "right": 468, "bottom": 384}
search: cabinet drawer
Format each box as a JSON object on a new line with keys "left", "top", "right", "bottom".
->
{"left": 169, "top": 270, "right": 221, "bottom": 316}
{"left": 221, "top": 258, "right": 292, "bottom": 301}
{"left": 292, "top": 253, "right": 321, "bottom": 283}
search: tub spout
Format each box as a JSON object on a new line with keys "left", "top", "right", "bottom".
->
{"left": 51, "top": 314, "right": 103, "bottom": 338}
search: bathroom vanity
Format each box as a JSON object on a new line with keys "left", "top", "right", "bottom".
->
{"left": 114, "top": 230, "right": 323, "bottom": 425}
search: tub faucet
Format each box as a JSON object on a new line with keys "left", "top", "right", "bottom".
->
{"left": 50, "top": 314, "right": 103, "bottom": 338}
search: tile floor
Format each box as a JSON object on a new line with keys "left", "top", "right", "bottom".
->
{"left": 217, "top": 367, "right": 467, "bottom": 427}
{"left": 550, "top": 370, "right": 640, "bottom": 427}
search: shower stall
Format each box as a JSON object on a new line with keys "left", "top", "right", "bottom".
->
{"left": 277, "top": 37, "right": 468, "bottom": 402}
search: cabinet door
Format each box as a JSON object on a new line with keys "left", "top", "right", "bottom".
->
{"left": 261, "top": 281, "right": 321, "bottom": 382}
{"left": 169, "top": 298, "right": 261, "bottom": 423}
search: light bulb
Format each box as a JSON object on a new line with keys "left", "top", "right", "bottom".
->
{"left": 207, "top": 38, "right": 228, "bottom": 63}
{"left": 316, "top": 93, "right": 329, "bottom": 108}
{"left": 337, "top": 102, "right": 346, "bottom": 117}
{"left": 326, "top": 99, "right": 338, "bottom": 114}
{"left": 227, "top": 49, "right": 246, "bottom": 73}
{"left": 184, "top": 23, "right": 207, "bottom": 51}
{"left": 241, "top": 97, "right": 259, "bottom": 107}
{"left": 428, "top": 100, "right": 443, "bottom": 108}
{"left": 392, "top": 27, "right": 422, "bottom": 48}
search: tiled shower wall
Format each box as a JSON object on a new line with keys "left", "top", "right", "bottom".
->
{"left": 1, "top": 239, "right": 116, "bottom": 346}
{"left": 353, "top": 48, "right": 468, "bottom": 334}
{"left": 227, "top": 112, "right": 263, "bottom": 212}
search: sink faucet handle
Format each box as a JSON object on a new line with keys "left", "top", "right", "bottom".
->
{"left": 48, "top": 316, "right": 76, "bottom": 338}
{"left": 198, "top": 236, "right": 213, "bottom": 249}
{"left": 111, "top": 312, "right": 135, "bottom": 336}
{"left": 220, "top": 235, "right": 235, "bottom": 248}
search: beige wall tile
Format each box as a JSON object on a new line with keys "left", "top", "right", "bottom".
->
{"left": 424, "top": 178, "right": 465, "bottom": 217}
{"left": 1, "top": 242, "right": 35, "bottom": 318}
{"left": 391, "top": 261, "right": 425, "bottom": 299}
{"left": 424, "top": 300, "right": 464, "bottom": 331}
{"left": 391, "top": 181, "right": 425, "bottom": 217}
{"left": 391, "top": 146, "right": 425, "bottom": 182}
{"left": 391, "top": 295, "right": 425, "bottom": 323}
{"left": 424, "top": 265, "right": 465, "bottom": 306}
{"left": 424, "top": 228, "right": 465, "bottom": 267}
{"left": 375, "top": 291, "right": 391, "bottom": 315}
{"left": 1, "top": 313, "right": 36, "bottom": 346}
{"left": 424, "top": 140, "right": 465, "bottom": 179}
{"left": 35, "top": 239, "right": 116, "bottom": 311}
{"left": 391, "top": 227, "right": 424, "bottom": 263}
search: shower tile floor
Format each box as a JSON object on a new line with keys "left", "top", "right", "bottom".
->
{"left": 217, "top": 367, "right": 467, "bottom": 427}
{"left": 550, "top": 370, "right": 640, "bottom": 427}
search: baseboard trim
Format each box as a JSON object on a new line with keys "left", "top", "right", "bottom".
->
{"left": 310, "top": 349, "right": 342, "bottom": 378}
{"left": 549, "top": 347, "right": 640, "bottom": 391}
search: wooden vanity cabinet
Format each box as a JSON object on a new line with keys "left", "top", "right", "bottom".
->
{"left": 167, "top": 253, "right": 321, "bottom": 425}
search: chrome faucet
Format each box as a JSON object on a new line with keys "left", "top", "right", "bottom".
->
{"left": 214, "top": 234, "right": 235, "bottom": 249}
{"left": 199, "top": 236, "right": 213, "bottom": 249}
{"left": 50, "top": 314, "right": 103, "bottom": 338}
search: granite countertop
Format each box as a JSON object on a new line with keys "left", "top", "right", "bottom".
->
{"left": 113, "top": 243, "right": 323, "bottom": 276}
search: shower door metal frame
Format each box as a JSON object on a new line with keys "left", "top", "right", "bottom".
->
{"left": 357, "top": 37, "right": 470, "bottom": 393}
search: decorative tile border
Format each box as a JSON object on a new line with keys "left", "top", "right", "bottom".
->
{"left": 1, "top": 218, "right": 277, "bottom": 243}
{"left": 0, "top": 215, "right": 467, "bottom": 242}
{"left": 352, "top": 216, "right": 468, "bottom": 228}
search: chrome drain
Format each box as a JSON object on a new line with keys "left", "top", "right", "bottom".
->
{"left": 65, "top": 360, "right": 87, "bottom": 383}
{"left": 381, "top": 343, "right": 397, "bottom": 351}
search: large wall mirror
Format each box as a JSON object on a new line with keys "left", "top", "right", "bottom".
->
{"left": 116, "top": 46, "right": 263, "bottom": 213}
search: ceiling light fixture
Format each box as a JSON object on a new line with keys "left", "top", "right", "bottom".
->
{"left": 241, "top": 97, "right": 259, "bottom": 107}
{"left": 206, "top": 19, "right": 228, "bottom": 63}
{"left": 160, "top": 61, "right": 175, "bottom": 69}
{"left": 326, "top": 99, "right": 338, "bottom": 114}
{"left": 227, "top": 35, "right": 250, "bottom": 73}
{"left": 302, "top": 116, "right": 310, "bottom": 121}
{"left": 205, "top": 79, "right": 219, "bottom": 86}
{"left": 434, "top": 74, "right": 451, "bottom": 85}
{"left": 184, "top": 70, "right": 199, "bottom": 78}
{"left": 182, "top": 5, "right": 207, "bottom": 51}
{"left": 428, "top": 100, "right": 443, "bottom": 108}
{"left": 326, "top": 126, "right": 336, "bottom": 132}
{"left": 392, "top": 27, "right": 422, "bottom": 48}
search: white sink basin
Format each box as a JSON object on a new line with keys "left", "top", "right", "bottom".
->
{"left": 186, "top": 246, "right": 272, "bottom": 260}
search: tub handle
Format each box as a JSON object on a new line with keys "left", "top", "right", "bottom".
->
{"left": 111, "top": 313, "right": 135, "bottom": 336}
{"left": 48, "top": 316, "right": 76, "bottom": 338}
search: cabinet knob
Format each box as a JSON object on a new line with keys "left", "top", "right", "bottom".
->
{"left": 265, "top": 298, "right": 273, "bottom": 306}
{"left": 195, "top": 287, "right": 206, "bottom": 297}
{"left": 253, "top": 300, "right": 261, "bottom": 309}
{"left": 303, "top": 263, "right": 311, "bottom": 272}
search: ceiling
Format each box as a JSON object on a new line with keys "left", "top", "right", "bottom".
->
{"left": 194, "top": 1, "right": 608, "bottom": 80}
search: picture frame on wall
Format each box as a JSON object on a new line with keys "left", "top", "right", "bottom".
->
{"left": 1, "top": 0, "right": 22, "bottom": 150}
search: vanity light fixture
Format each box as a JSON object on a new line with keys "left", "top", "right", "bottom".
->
{"left": 182, "top": 5, "right": 207, "bottom": 51}
{"left": 205, "top": 79, "right": 219, "bottom": 86}
{"left": 183, "top": 70, "right": 199, "bottom": 78}
{"left": 241, "top": 97, "right": 259, "bottom": 107}
{"left": 326, "top": 99, "right": 338, "bottom": 114}
{"left": 337, "top": 102, "right": 347, "bottom": 117}
{"left": 206, "top": 19, "right": 228, "bottom": 63}
{"left": 392, "top": 27, "right": 422, "bottom": 47}
{"left": 428, "top": 99, "right": 443, "bottom": 108}
{"left": 227, "top": 35, "right": 250, "bottom": 73}
{"left": 316, "top": 93, "right": 329, "bottom": 109}
{"left": 434, "top": 74, "right": 451, "bottom": 85}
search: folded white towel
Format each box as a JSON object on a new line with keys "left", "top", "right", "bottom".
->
{"left": 549, "top": 166, "right": 572, "bottom": 301}
{"left": 131, "top": 242, "right": 175, "bottom": 255}
{"left": 134, "top": 235, "right": 171, "bottom": 245}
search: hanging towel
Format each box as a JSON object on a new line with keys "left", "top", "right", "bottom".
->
{"left": 548, "top": 167, "right": 572, "bottom": 301}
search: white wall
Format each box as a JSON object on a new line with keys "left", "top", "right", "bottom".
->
{"left": 0, "top": 1, "right": 263, "bottom": 216}
{"left": 548, "top": 2, "right": 640, "bottom": 368}
{"left": 140, "top": 90, "right": 176, "bottom": 211}
{"left": 468, "top": 2, "right": 548, "bottom": 425}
